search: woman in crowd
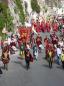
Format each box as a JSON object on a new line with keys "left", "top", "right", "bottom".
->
{"left": 56, "top": 45, "right": 62, "bottom": 65}
{"left": 25, "top": 49, "right": 33, "bottom": 70}
{"left": 61, "top": 49, "right": 64, "bottom": 69}
{"left": 46, "top": 20, "right": 51, "bottom": 32}
{"left": 48, "top": 46, "right": 55, "bottom": 68}
{"left": 36, "top": 34, "right": 42, "bottom": 53}
{"left": 33, "top": 43, "right": 38, "bottom": 60}
{"left": 51, "top": 33, "right": 59, "bottom": 46}
{"left": 20, "top": 42, "right": 25, "bottom": 59}
{"left": 1, "top": 45, "right": 10, "bottom": 70}
{"left": 44, "top": 35, "right": 49, "bottom": 47}
{"left": 58, "top": 38, "right": 64, "bottom": 49}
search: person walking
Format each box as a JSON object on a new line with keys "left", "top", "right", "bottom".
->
{"left": 48, "top": 47, "right": 55, "bottom": 68}
{"left": 33, "top": 44, "right": 38, "bottom": 60}
{"left": 61, "top": 50, "right": 64, "bottom": 69}
{"left": 36, "top": 34, "right": 42, "bottom": 53}
{"left": 56, "top": 45, "right": 62, "bottom": 65}
{"left": 1, "top": 45, "right": 10, "bottom": 70}
{"left": 20, "top": 42, "right": 25, "bottom": 59}
{"left": 25, "top": 49, "right": 33, "bottom": 70}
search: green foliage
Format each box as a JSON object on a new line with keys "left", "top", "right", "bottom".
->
{"left": 0, "top": 2, "right": 13, "bottom": 37}
{"left": 14, "top": 7, "right": 17, "bottom": 14}
{"left": 31, "top": 0, "right": 40, "bottom": 13}
{"left": 0, "top": 15, "right": 5, "bottom": 30}
{"left": 6, "top": 9, "right": 14, "bottom": 32}
{"left": 0, "top": 2, "right": 7, "bottom": 20}
{"left": 15, "top": 0, "right": 25, "bottom": 25}
{"left": 0, "top": 2, "right": 7, "bottom": 35}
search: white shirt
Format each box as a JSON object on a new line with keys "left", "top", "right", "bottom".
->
{"left": 26, "top": 44, "right": 30, "bottom": 50}
{"left": 58, "top": 41, "right": 63, "bottom": 47}
{"left": 8, "top": 38, "right": 11, "bottom": 45}
{"left": 56, "top": 48, "right": 62, "bottom": 56}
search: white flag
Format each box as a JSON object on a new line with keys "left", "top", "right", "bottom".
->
{"left": 32, "top": 26, "right": 38, "bottom": 35}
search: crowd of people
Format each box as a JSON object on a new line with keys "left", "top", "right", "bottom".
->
{"left": 31, "top": 15, "right": 64, "bottom": 35}
{"left": 0, "top": 16, "right": 64, "bottom": 74}
{"left": 0, "top": 32, "right": 64, "bottom": 71}
{"left": 44, "top": 31, "right": 64, "bottom": 68}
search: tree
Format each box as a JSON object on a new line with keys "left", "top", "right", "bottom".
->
{"left": 6, "top": 9, "right": 14, "bottom": 32}
{"left": 0, "top": 15, "right": 5, "bottom": 31}
{"left": 0, "top": 2, "right": 7, "bottom": 35}
{"left": 15, "top": 0, "right": 25, "bottom": 25}
{"left": 0, "top": 2, "right": 14, "bottom": 37}
{"left": 31, "top": 0, "right": 40, "bottom": 13}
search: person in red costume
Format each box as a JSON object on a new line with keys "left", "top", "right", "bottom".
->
{"left": 52, "top": 21, "right": 59, "bottom": 32}
{"left": 48, "top": 44, "right": 55, "bottom": 68}
{"left": 46, "top": 20, "right": 51, "bottom": 32}
{"left": 44, "top": 35, "right": 49, "bottom": 47}
{"left": 36, "top": 34, "right": 42, "bottom": 52}
{"left": 51, "top": 33, "right": 59, "bottom": 46}
{"left": 46, "top": 42, "right": 54, "bottom": 59}
{"left": 45, "top": 42, "right": 49, "bottom": 59}
{"left": 36, "top": 20, "right": 41, "bottom": 32}
{"left": 40, "top": 20, "right": 46, "bottom": 32}
{"left": 31, "top": 19, "right": 37, "bottom": 31}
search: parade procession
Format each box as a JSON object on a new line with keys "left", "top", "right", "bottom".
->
{"left": 0, "top": 0, "right": 64, "bottom": 86}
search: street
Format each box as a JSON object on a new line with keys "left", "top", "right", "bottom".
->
{"left": 0, "top": 32, "right": 64, "bottom": 86}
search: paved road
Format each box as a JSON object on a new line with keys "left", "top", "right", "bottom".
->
{"left": 0, "top": 32, "right": 64, "bottom": 86}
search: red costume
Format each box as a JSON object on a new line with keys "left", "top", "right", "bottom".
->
{"left": 44, "top": 36, "right": 49, "bottom": 47}
{"left": 36, "top": 35, "right": 42, "bottom": 47}
{"left": 46, "top": 21, "right": 51, "bottom": 32}
{"left": 36, "top": 21, "right": 41, "bottom": 32}
{"left": 40, "top": 21, "right": 45, "bottom": 32}
{"left": 52, "top": 22, "right": 58, "bottom": 32}
{"left": 52, "top": 35, "right": 58, "bottom": 45}
{"left": 45, "top": 42, "right": 49, "bottom": 59}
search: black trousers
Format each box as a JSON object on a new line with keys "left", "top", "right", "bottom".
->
{"left": 62, "top": 61, "right": 64, "bottom": 69}
{"left": 26, "top": 61, "right": 30, "bottom": 70}
{"left": 49, "top": 58, "right": 52, "bottom": 68}
{"left": 0, "top": 68, "right": 3, "bottom": 74}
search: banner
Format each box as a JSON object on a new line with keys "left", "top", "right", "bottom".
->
{"left": 18, "top": 27, "right": 32, "bottom": 43}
